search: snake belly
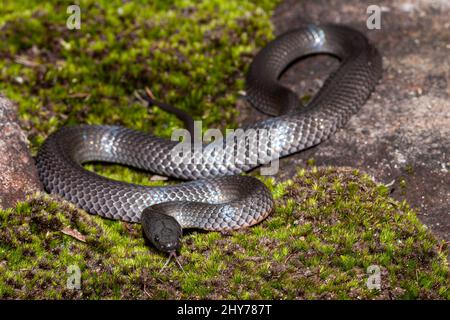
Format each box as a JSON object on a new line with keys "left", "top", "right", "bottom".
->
{"left": 35, "top": 24, "right": 382, "bottom": 230}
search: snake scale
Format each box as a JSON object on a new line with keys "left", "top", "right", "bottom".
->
{"left": 36, "top": 24, "right": 382, "bottom": 253}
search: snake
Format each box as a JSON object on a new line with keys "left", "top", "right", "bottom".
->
{"left": 35, "top": 24, "right": 382, "bottom": 254}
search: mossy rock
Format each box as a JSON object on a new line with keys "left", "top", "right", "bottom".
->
{"left": 0, "top": 1, "right": 448, "bottom": 299}
{"left": 1, "top": 168, "right": 448, "bottom": 299}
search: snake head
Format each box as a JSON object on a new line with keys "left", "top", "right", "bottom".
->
{"left": 141, "top": 207, "right": 182, "bottom": 253}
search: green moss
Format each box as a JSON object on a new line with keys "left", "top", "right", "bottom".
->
{"left": 5, "top": 168, "right": 445, "bottom": 299}
{"left": 0, "top": 0, "right": 448, "bottom": 299}
{"left": 1, "top": 0, "right": 276, "bottom": 155}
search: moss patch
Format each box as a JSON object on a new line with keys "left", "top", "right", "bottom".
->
{"left": 1, "top": 168, "right": 448, "bottom": 299}
{"left": 0, "top": 1, "right": 448, "bottom": 299}
{"left": 0, "top": 0, "right": 275, "bottom": 154}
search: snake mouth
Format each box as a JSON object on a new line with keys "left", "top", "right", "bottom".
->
{"left": 160, "top": 242, "right": 180, "bottom": 253}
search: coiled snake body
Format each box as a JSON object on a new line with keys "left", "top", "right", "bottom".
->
{"left": 36, "top": 25, "right": 382, "bottom": 253}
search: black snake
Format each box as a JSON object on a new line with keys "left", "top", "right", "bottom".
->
{"left": 36, "top": 24, "right": 382, "bottom": 253}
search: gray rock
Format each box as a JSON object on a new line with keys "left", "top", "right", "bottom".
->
{"left": 240, "top": 0, "right": 449, "bottom": 241}
{"left": 0, "top": 96, "right": 42, "bottom": 209}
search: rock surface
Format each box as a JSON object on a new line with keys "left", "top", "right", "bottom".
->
{"left": 240, "top": 0, "right": 449, "bottom": 241}
{"left": 0, "top": 96, "right": 42, "bottom": 209}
